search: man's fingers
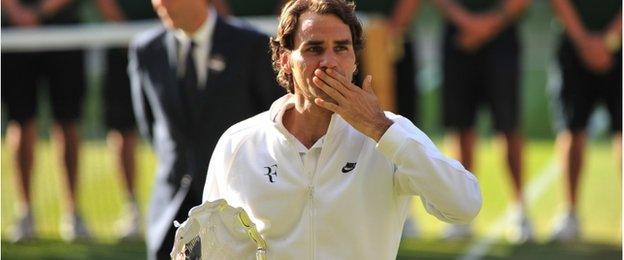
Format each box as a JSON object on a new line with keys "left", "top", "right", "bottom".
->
{"left": 313, "top": 76, "right": 346, "bottom": 103}
{"left": 314, "top": 97, "right": 341, "bottom": 113}
{"left": 362, "top": 75, "right": 373, "bottom": 94}
{"left": 325, "top": 68, "right": 356, "bottom": 91}
{"left": 314, "top": 69, "right": 348, "bottom": 96}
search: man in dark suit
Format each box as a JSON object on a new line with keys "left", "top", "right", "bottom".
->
{"left": 128, "top": 0, "right": 282, "bottom": 258}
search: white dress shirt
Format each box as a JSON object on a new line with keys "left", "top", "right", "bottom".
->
{"left": 174, "top": 6, "right": 217, "bottom": 88}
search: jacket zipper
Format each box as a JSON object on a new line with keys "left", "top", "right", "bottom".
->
{"left": 309, "top": 185, "right": 315, "bottom": 260}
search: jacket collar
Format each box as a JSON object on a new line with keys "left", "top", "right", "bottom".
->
{"left": 269, "top": 94, "right": 348, "bottom": 146}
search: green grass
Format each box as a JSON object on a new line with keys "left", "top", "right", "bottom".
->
{"left": 396, "top": 239, "right": 621, "bottom": 259}
{"left": 1, "top": 239, "right": 146, "bottom": 260}
{"left": 1, "top": 141, "right": 157, "bottom": 242}
{"left": 405, "top": 139, "right": 621, "bottom": 245}
{"left": 1, "top": 139, "right": 621, "bottom": 259}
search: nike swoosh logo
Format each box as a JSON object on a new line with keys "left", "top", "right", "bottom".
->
{"left": 341, "top": 162, "right": 357, "bottom": 173}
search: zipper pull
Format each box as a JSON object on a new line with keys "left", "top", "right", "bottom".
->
{"left": 308, "top": 186, "right": 314, "bottom": 199}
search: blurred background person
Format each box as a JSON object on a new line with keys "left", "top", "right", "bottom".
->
{"left": 549, "top": 0, "right": 621, "bottom": 243}
{"left": 95, "top": 0, "right": 157, "bottom": 241}
{"left": 354, "top": 0, "right": 422, "bottom": 239}
{"left": 356, "top": 0, "right": 421, "bottom": 125}
{"left": 1, "top": 0, "right": 90, "bottom": 242}
{"left": 128, "top": 0, "right": 282, "bottom": 258}
{"left": 433, "top": 0, "right": 532, "bottom": 243}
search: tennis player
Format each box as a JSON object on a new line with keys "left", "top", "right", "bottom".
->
{"left": 202, "top": 0, "right": 482, "bottom": 258}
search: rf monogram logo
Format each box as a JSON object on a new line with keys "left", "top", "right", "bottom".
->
{"left": 264, "top": 164, "right": 278, "bottom": 183}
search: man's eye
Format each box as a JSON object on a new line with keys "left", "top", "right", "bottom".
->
{"left": 335, "top": 46, "right": 348, "bottom": 52}
{"left": 307, "top": 46, "right": 323, "bottom": 53}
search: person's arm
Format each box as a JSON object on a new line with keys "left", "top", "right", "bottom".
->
{"left": 489, "top": 0, "right": 532, "bottom": 32}
{"left": 434, "top": 0, "right": 529, "bottom": 30}
{"left": 2, "top": 0, "right": 24, "bottom": 14}
{"left": 2, "top": 0, "right": 39, "bottom": 26}
{"left": 432, "top": 0, "right": 473, "bottom": 28}
{"left": 551, "top": 0, "right": 614, "bottom": 73}
{"left": 95, "top": 0, "right": 126, "bottom": 22}
{"left": 434, "top": 0, "right": 530, "bottom": 51}
{"left": 550, "top": 0, "right": 589, "bottom": 46}
{"left": 312, "top": 68, "right": 481, "bottom": 223}
{"left": 459, "top": 0, "right": 530, "bottom": 51}
{"left": 36, "top": 0, "right": 73, "bottom": 19}
{"left": 202, "top": 135, "right": 230, "bottom": 202}
{"left": 128, "top": 41, "right": 155, "bottom": 143}
{"left": 432, "top": 0, "right": 482, "bottom": 51}
{"left": 388, "top": 0, "right": 421, "bottom": 38}
{"left": 377, "top": 115, "right": 482, "bottom": 224}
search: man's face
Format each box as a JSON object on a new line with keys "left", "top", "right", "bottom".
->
{"left": 284, "top": 12, "right": 356, "bottom": 102}
{"left": 152, "top": 0, "right": 200, "bottom": 29}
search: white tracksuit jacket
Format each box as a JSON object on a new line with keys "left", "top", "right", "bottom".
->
{"left": 203, "top": 95, "right": 482, "bottom": 260}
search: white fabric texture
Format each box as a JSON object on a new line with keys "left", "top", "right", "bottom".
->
{"left": 203, "top": 94, "right": 482, "bottom": 259}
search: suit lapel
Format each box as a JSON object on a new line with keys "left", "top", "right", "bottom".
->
{"left": 162, "top": 32, "right": 192, "bottom": 134}
{"left": 194, "top": 17, "right": 231, "bottom": 127}
{"left": 164, "top": 32, "right": 179, "bottom": 77}
{"left": 206, "top": 17, "right": 230, "bottom": 90}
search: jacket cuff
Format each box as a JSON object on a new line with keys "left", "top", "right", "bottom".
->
{"left": 375, "top": 122, "right": 409, "bottom": 161}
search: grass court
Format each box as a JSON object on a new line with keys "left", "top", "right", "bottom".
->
{"left": 1, "top": 139, "right": 621, "bottom": 259}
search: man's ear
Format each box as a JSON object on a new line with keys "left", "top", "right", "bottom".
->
{"left": 280, "top": 52, "right": 292, "bottom": 74}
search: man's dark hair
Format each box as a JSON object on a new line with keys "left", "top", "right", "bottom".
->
{"left": 270, "top": 0, "right": 363, "bottom": 93}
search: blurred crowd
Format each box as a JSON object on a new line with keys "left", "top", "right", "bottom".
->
{"left": 1, "top": 0, "right": 620, "bottom": 256}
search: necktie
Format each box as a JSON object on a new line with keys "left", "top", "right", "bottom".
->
{"left": 184, "top": 41, "right": 198, "bottom": 93}
{"left": 181, "top": 41, "right": 199, "bottom": 126}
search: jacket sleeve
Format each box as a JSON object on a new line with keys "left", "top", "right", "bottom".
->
{"left": 128, "top": 41, "right": 155, "bottom": 143}
{"left": 376, "top": 114, "right": 482, "bottom": 224}
{"left": 202, "top": 158, "right": 222, "bottom": 203}
{"left": 202, "top": 132, "right": 233, "bottom": 202}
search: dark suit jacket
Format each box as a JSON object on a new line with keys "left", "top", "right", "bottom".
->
{"left": 128, "top": 16, "right": 283, "bottom": 259}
